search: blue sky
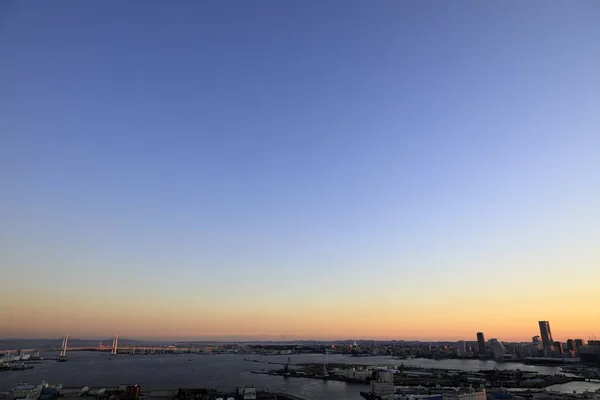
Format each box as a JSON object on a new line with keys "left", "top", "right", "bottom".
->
{"left": 1, "top": 1, "right": 600, "bottom": 340}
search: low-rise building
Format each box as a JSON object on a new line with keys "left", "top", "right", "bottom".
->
{"left": 370, "top": 370, "right": 395, "bottom": 397}
{"left": 443, "top": 389, "right": 486, "bottom": 400}
{"left": 334, "top": 368, "right": 372, "bottom": 381}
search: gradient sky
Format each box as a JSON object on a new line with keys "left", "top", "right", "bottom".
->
{"left": 1, "top": 1, "right": 600, "bottom": 342}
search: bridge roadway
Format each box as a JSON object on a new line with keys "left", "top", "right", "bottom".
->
{"left": 63, "top": 346, "right": 203, "bottom": 352}
{"left": 3, "top": 347, "right": 203, "bottom": 353}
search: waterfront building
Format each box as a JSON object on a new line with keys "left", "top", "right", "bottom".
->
{"left": 532, "top": 335, "right": 541, "bottom": 343}
{"left": 538, "top": 321, "right": 554, "bottom": 348}
{"left": 476, "top": 332, "right": 486, "bottom": 355}
{"left": 490, "top": 339, "right": 506, "bottom": 360}
{"left": 567, "top": 339, "right": 576, "bottom": 351}
{"left": 334, "top": 367, "right": 372, "bottom": 381}
{"left": 578, "top": 340, "right": 600, "bottom": 365}
{"left": 575, "top": 339, "right": 585, "bottom": 348}
{"left": 370, "top": 370, "right": 395, "bottom": 397}
{"left": 443, "top": 389, "right": 486, "bottom": 400}
{"left": 457, "top": 341, "right": 467, "bottom": 354}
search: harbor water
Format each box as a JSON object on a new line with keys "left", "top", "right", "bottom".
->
{"left": 1, "top": 352, "right": 599, "bottom": 399}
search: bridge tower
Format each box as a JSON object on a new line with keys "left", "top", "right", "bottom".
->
{"left": 59, "top": 334, "right": 69, "bottom": 360}
{"left": 111, "top": 334, "right": 119, "bottom": 355}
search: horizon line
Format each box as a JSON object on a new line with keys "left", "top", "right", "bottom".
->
{"left": 1, "top": 336, "right": 585, "bottom": 343}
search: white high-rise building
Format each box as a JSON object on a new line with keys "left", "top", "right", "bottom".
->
{"left": 490, "top": 339, "right": 506, "bottom": 360}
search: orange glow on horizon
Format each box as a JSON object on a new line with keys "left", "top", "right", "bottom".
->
{"left": 2, "top": 291, "right": 599, "bottom": 342}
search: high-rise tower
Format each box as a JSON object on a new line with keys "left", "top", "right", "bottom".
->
{"left": 477, "top": 332, "right": 486, "bottom": 355}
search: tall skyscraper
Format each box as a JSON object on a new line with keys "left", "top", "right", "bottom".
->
{"left": 538, "top": 321, "right": 554, "bottom": 348}
{"left": 477, "top": 332, "right": 486, "bottom": 355}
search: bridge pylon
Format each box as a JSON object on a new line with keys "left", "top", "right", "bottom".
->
{"left": 111, "top": 334, "right": 119, "bottom": 355}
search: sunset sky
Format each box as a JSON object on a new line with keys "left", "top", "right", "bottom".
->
{"left": 2, "top": 1, "right": 599, "bottom": 342}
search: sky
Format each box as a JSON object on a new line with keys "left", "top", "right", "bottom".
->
{"left": 1, "top": 1, "right": 600, "bottom": 342}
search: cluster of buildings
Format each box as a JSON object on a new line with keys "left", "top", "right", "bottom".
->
{"left": 1, "top": 383, "right": 298, "bottom": 400}
{"left": 473, "top": 320, "right": 600, "bottom": 363}
{"left": 364, "top": 370, "right": 487, "bottom": 400}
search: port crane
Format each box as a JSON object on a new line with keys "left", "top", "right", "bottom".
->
{"left": 283, "top": 356, "right": 292, "bottom": 374}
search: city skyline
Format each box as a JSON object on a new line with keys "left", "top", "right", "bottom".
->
{"left": 3, "top": 318, "right": 599, "bottom": 343}
{"left": 2, "top": 2, "right": 600, "bottom": 340}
